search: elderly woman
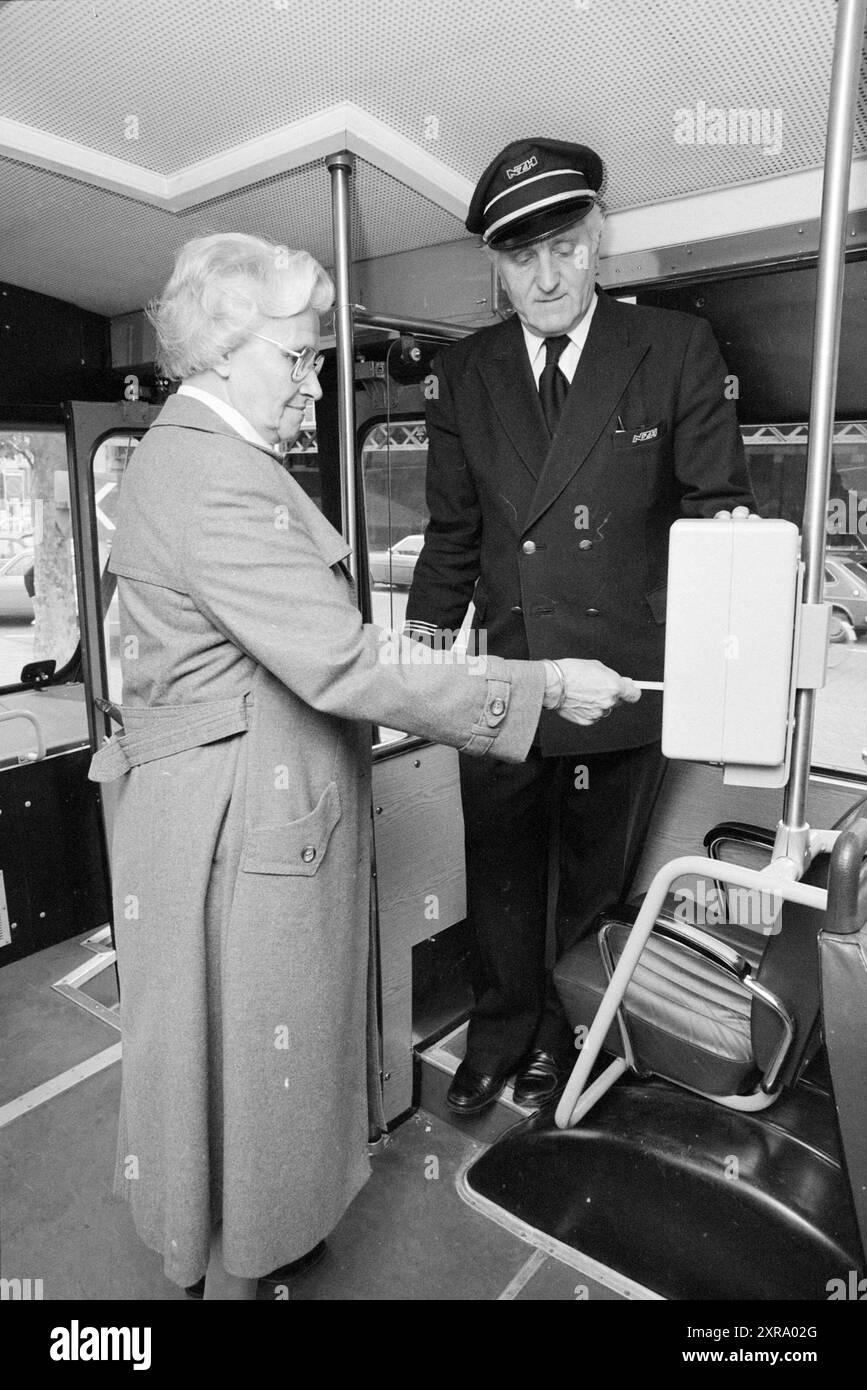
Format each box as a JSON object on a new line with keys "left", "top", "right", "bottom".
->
{"left": 89, "top": 232, "right": 638, "bottom": 1300}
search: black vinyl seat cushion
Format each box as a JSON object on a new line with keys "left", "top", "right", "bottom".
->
{"left": 554, "top": 905, "right": 770, "bottom": 1097}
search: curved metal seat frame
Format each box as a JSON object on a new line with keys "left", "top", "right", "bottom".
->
{"left": 598, "top": 915, "right": 795, "bottom": 1099}
{"left": 555, "top": 834, "right": 837, "bottom": 1130}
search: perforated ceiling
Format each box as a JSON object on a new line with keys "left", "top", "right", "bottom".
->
{"left": 0, "top": 0, "right": 865, "bottom": 315}
{"left": 0, "top": 152, "right": 463, "bottom": 317}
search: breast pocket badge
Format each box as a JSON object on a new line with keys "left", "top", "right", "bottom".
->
{"left": 612, "top": 420, "right": 665, "bottom": 450}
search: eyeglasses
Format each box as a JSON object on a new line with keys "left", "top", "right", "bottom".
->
{"left": 249, "top": 332, "right": 325, "bottom": 381}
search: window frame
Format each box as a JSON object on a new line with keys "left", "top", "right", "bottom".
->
{"left": 0, "top": 420, "right": 77, "bottom": 696}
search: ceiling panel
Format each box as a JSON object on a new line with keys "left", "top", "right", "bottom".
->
{"left": 0, "top": 152, "right": 464, "bottom": 315}
{"left": 0, "top": 0, "right": 865, "bottom": 316}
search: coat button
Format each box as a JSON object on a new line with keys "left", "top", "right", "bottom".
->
{"left": 578, "top": 539, "right": 593, "bottom": 550}
{"left": 522, "top": 540, "right": 536, "bottom": 554}
{"left": 585, "top": 607, "right": 600, "bottom": 616}
{"left": 489, "top": 697, "right": 506, "bottom": 716}
{"left": 301, "top": 846, "right": 317, "bottom": 863}
{"left": 510, "top": 604, "right": 523, "bottom": 614}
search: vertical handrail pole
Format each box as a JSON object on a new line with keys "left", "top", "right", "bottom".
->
{"left": 781, "top": 0, "right": 866, "bottom": 844}
{"left": 327, "top": 150, "right": 358, "bottom": 581}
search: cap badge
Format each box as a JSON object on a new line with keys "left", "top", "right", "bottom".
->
{"left": 506, "top": 155, "right": 538, "bottom": 180}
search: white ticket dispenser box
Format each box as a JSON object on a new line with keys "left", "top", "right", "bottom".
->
{"left": 660, "top": 519, "right": 803, "bottom": 785}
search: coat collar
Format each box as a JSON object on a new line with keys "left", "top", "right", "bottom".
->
{"left": 476, "top": 292, "right": 651, "bottom": 533}
{"left": 148, "top": 392, "right": 352, "bottom": 569}
{"left": 523, "top": 290, "right": 650, "bottom": 532}
{"left": 476, "top": 314, "right": 548, "bottom": 483}
{"left": 149, "top": 391, "right": 280, "bottom": 459}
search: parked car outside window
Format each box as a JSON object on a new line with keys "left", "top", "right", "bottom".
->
{"left": 0, "top": 550, "right": 36, "bottom": 620}
{"left": 825, "top": 554, "right": 867, "bottom": 641}
{"left": 368, "top": 533, "right": 425, "bottom": 589}
{"left": 0, "top": 530, "right": 34, "bottom": 562}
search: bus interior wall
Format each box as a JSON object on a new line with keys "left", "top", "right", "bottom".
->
{"left": 637, "top": 255, "right": 867, "bottom": 422}
{"left": 0, "top": 281, "right": 118, "bottom": 414}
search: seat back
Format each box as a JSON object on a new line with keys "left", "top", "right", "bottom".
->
{"left": 820, "top": 819, "right": 867, "bottom": 1266}
{"left": 752, "top": 852, "right": 828, "bottom": 1085}
{"left": 556, "top": 793, "right": 867, "bottom": 1105}
{"left": 711, "top": 795, "right": 867, "bottom": 1087}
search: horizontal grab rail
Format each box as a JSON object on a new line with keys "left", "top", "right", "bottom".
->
{"left": 0, "top": 709, "right": 46, "bottom": 762}
{"left": 353, "top": 308, "right": 473, "bottom": 341}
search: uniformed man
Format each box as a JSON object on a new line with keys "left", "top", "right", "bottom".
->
{"left": 405, "top": 138, "right": 755, "bottom": 1115}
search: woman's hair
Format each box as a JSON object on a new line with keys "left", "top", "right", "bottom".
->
{"left": 149, "top": 233, "right": 335, "bottom": 379}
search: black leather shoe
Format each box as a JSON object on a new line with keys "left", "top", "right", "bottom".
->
{"left": 446, "top": 1060, "right": 510, "bottom": 1116}
{"left": 260, "top": 1239, "right": 327, "bottom": 1286}
{"left": 512, "top": 1050, "right": 569, "bottom": 1109}
{"left": 185, "top": 1239, "right": 327, "bottom": 1298}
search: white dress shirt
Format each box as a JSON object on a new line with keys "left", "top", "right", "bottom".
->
{"left": 177, "top": 383, "right": 277, "bottom": 453}
{"left": 521, "top": 292, "right": 598, "bottom": 386}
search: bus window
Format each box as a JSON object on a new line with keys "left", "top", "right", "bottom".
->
{"left": 361, "top": 417, "right": 428, "bottom": 746}
{"left": 744, "top": 422, "right": 867, "bottom": 779}
{"left": 0, "top": 426, "right": 77, "bottom": 687}
{"left": 360, "top": 415, "right": 479, "bottom": 747}
{"left": 282, "top": 404, "right": 322, "bottom": 507}
{"left": 362, "top": 418, "right": 429, "bottom": 632}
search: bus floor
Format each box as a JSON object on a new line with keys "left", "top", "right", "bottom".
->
{"left": 0, "top": 930, "right": 618, "bottom": 1302}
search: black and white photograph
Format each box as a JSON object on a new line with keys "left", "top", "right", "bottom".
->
{"left": 0, "top": 0, "right": 866, "bottom": 1356}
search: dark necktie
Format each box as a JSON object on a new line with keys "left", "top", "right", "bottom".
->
{"left": 538, "top": 334, "right": 571, "bottom": 436}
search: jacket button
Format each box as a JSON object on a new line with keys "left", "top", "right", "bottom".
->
{"left": 489, "top": 697, "right": 506, "bottom": 716}
{"left": 578, "top": 539, "right": 593, "bottom": 550}
{"left": 301, "top": 846, "right": 317, "bottom": 863}
{"left": 510, "top": 605, "right": 523, "bottom": 614}
{"left": 522, "top": 540, "right": 536, "bottom": 554}
{"left": 585, "top": 607, "right": 600, "bottom": 616}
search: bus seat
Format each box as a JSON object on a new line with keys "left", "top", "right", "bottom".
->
{"left": 819, "top": 819, "right": 867, "bottom": 1266}
{"left": 704, "top": 799, "right": 867, "bottom": 1089}
{"left": 554, "top": 888, "right": 819, "bottom": 1101}
{"left": 554, "top": 798, "right": 867, "bottom": 1108}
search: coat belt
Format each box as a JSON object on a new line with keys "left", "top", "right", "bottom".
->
{"left": 89, "top": 693, "right": 252, "bottom": 783}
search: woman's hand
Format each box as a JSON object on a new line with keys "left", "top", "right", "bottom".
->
{"left": 544, "top": 659, "right": 642, "bottom": 725}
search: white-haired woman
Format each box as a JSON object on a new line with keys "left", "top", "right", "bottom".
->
{"left": 90, "top": 232, "right": 638, "bottom": 1300}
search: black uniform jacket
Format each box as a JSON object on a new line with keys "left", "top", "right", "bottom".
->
{"left": 406, "top": 289, "right": 755, "bottom": 756}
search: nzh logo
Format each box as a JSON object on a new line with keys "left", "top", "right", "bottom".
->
{"left": 506, "top": 155, "right": 538, "bottom": 180}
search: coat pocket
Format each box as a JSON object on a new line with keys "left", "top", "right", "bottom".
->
{"left": 241, "top": 780, "right": 342, "bottom": 876}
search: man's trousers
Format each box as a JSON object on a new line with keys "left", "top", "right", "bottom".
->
{"left": 459, "top": 741, "right": 667, "bottom": 1072}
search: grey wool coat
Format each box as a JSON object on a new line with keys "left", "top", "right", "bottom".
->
{"left": 89, "top": 393, "right": 544, "bottom": 1286}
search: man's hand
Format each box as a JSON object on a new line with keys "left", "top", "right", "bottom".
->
{"left": 545, "top": 659, "right": 641, "bottom": 726}
{"left": 713, "top": 505, "right": 761, "bottom": 520}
